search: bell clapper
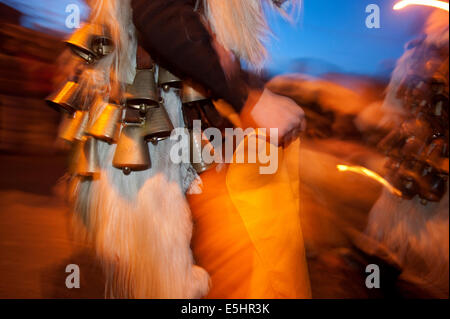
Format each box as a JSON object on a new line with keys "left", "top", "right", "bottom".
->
{"left": 123, "top": 167, "right": 132, "bottom": 176}
{"left": 139, "top": 103, "right": 149, "bottom": 116}
{"left": 150, "top": 137, "right": 158, "bottom": 146}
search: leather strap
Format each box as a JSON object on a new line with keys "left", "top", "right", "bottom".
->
{"left": 136, "top": 46, "right": 153, "bottom": 69}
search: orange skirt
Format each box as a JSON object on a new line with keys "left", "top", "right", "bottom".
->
{"left": 189, "top": 137, "right": 311, "bottom": 299}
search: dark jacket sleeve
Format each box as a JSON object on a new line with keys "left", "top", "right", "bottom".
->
{"left": 131, "top": 0, "right": 248, "bottom": 112}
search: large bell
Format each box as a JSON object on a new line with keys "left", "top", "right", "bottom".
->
{"left": 86, "top": 99, "right": 122, "bottom": 143}
{"left": 158, "top": 67, "right": 182, "bottom": 92}
{"left": 125, "top": 68, "right": 159, "bottom": 112}
{"left": 182, "top": 83, "right": 209, "bottom": 104}
{"left": 46, "top": 80, "right": 83, "bottom": 113}
{"left": 113, "top": 124, "right": 151, "bottom": 175}
{"left": 189, "top": 129, "right": 216, "bottom": 174}
{"left": 58, "top": 111, "right": 89, "bottom": 142}
{"left": 143, "top": 103, "right": 175, "bottom": 143}
{"left": 70, "top": 136, "right": 100, "bottom": 177}
{"left": 65, "top": 23, "right": 113, "bottom": 64}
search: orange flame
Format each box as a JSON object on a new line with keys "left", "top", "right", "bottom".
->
{"left": 394, "top": 0, "right": 450, "bottom": 12}
{"left": 337, "top": 165, "right": 403, "bottom": 197}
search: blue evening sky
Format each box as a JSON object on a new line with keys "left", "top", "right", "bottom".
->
{"left": 0, "top": 0, "right": 434, "bottom": 78}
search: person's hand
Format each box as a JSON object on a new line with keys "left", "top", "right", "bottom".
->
{"left": 241, "top": 89, "right": 306, "bottom": 146}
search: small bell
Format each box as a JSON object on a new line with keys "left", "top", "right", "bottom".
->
{"left": 425, "top": 137, "right": 449, "bottom": 172}
{"left": 158, "top": 67, "right": 182, "bottom": 92}
{"left": 394, "top": 159, "right": 426, "bottom": 199}
{"left": 401, "top": 136, "right": 427, "bottom": 161}
{"left": 189, "top": 129, "right": 216, "bottom": 174}
{"left": 419, "top": 168, "right": 447, "bottom": 202}
{"left": 113, "top": 124, "right": 151, "bottom": 174}
{"left": 58, "top": 111, "right": 89, "bottom": 143}
{"left": 143, "top": 102, "right": 175, "bottom": 144}
{"left": 377, "top": 129, "right": 405, "bottom": 158}
{"left": 125, "top": 68, "right": 159, "bottom": 111}
{"left": 65, "top": 23, "right": 113, "bottom": 64}
{"left": 46, "top": 80, "right": 83, "bottom": 113}
{"left": 71, "top": 136, "right": 100, "bottom": 177}
{"left": 390, "top": 173, "right": 418, "bottom": 200}
{"left": 86, "top": 99, "right": 122, "bottom": 143}
{"left": 182, "top": 83, "right": 209, "bottom": 104}
{"left": 432, "top": 94, "right": 448, "bottom": 118}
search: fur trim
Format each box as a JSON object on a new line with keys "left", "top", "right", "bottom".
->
{"left": 378, "top": 9, "right": 449, "bottom": 127}
{"left": 203, "top": 0, "right": 301, "bottom": 71}
{"left": 366, "top": 10, "right": 449, "bottom": 295}
{"left": 366, "top": 189, "right": 449, "bottom": 294}
{"left": 72, "top": 89, "right": 209, "bottom": 298}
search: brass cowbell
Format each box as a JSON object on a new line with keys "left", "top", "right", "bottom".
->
{"left": 46, "top": 80, "right": 83, "bottom": 113}
{"left": 86, "top": 98, "right": 122, "bottom": 143}
{"left": 113, "top": 123, "right": 151, "bottom": 175}
{"left": 158, "top": 67, "right": 182, "bottom": 92}
{"left": 71, "top": 136, "right": 101, "bottom": 177}
{"left": 125, "top": 68, "right": 159, "bottom": 112}
{"left": 58, "top": 110, "right": 89, "bottom": 143}
{"left": 65, "top": 23, "right": 113, "bottom": 64}
{"left": 182, "top": 83, "right": 209, "bottom": 104}
{"left": 189, "top": 129, "right": 216, "bottom": 174}
{"left": 143, "top": 99, "right": 175, "bottom": 144}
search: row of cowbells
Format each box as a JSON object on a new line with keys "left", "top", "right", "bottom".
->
{"left": 158, "top": 70, "right": 216, "bottom": 174}
{"left": 112, "top": 105, "right": 176, "bottom": 175}
{"left": 49, "top": 60, "right": 217, "bottom": 176}
{"left": 58, "top": 98, "right": 122, "bottom": 144}
{"left": 57, "top": 107, "right": 215, "bottom": 178}
{"left": 113, "top": 67, "right": 176, "bottom": 175}
{"left": 65, "top": 118, "right": 216, "bottom": 177}
{"left": 69, "top": 126, "right": 216, "bottom": 178}
{"left": 385, "top": 158, "right": 448, "bottom": 203}
{"left": 112, "top": 124, "right": 216, "bottom": 176}
{"left": 124, "top": 67, "right": 208, "bottom": 109}
{"left": 46, "top": 65, "right": 205, "bottom": 115}
{"left": 46, "top": 23, "right": 114, "bottom": 113}
{"left": 112, "top": 68, "right": 215, "bottom": 175}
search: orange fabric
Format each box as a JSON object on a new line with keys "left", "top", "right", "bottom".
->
{"left": 190, "top": 136, "right": 311, "bottom": 299}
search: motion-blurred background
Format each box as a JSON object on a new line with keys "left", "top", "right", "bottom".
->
{"left": 0, "top": 0, "right": 448, "bottom": 298}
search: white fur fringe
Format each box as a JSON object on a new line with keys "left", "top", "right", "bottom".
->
{"left": 72, "top": 89, "right": 209, "bottom": 299}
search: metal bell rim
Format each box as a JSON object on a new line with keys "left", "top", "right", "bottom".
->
{"left": 125, "top": 98, "right": 160, "bottom": 110}
{"left": 65, "top": 24, "right": 113, "bottom": 62}
{"left": 45, "top": 81, "right": 81, "bottom": 113}
{"left": 91, "top": 36, "right": 114, "bottom": 57}
{"left": 45, "top": 99, "right": 75, "bottom": 114}
{"left": 67, "top": 44, "right": 96, "bottom": 64}
{"left": 181, "top": 84, "right": 209, "bottom": 104}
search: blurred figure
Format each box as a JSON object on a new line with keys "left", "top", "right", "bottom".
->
{"left": 366, "top": 7, "right": 449, "bottom": 298}
{"left": 48, "top": 0, "right": 306, "bottom": 299}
